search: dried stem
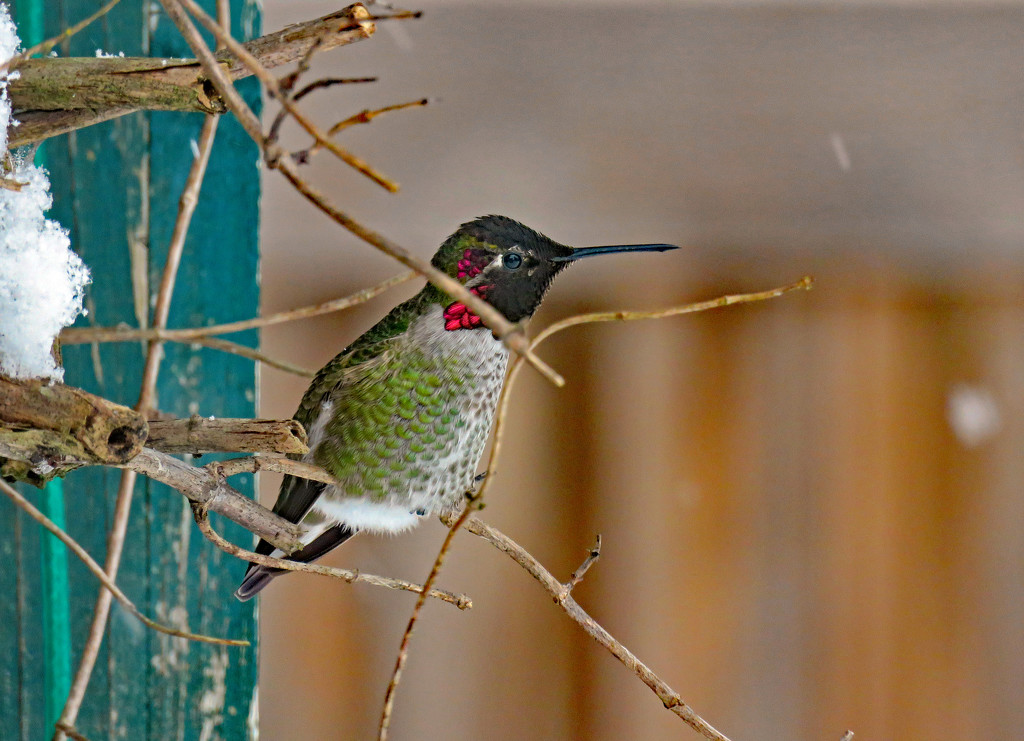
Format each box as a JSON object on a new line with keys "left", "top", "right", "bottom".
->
{"left": 138, "top": 114, "right": 219, "bottom": 413}
{"left": 125, "top": 448, "right": 304, "bottom": 553}
{"left": 531, "top": 275, "right": 815, "bottom": 346}
{"left": 204, "top": 454, "right": 339, "bottom": 487}
{"left": 53, "top": 470, "right": 136, "bottom": 741}
{"left": 61, "top": 271, "right": 416, "bottom": 344}
{"left": 293, "top": 76, "right": 378, "bottom": 102}
{"left": 0, "top": 478, "right": 245, "bottom": 646}
{"left": 378, "top": 495, "right": 480, "bottom": 740}
{"left": 480, "top": 276, "right": 815, "bottom": 506}
{"left": 564, "top": 533, "right": 601, "bottom": 594}
{"left": 295, "top": 98, "right": 429, "bottom": 163}
{"left": 188, "top": 335, "right": 315, "bottom": 377}
{"left": 190, "top": 502, "right": 471, "bottom": 610}
{"left": 177, "top": 0, "right": 398, "bottom": 191}
{"left": 460, "top": 516, "right": 732, "bottom": 741}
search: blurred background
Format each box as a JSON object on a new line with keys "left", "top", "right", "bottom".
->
{"left": 257, "top": 2, "right": 1024, "bottom": 739}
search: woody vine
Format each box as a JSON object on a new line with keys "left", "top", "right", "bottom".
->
{"left": 0, "top": 3, "right": 825, "bottom": 741}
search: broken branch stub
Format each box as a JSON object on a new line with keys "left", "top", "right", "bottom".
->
{"left": 0, "top": 374, "right": 147, "bottom": 484}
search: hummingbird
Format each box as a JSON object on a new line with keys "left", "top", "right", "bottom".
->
{"left": 235, "top": 215, "right": 677, "bottom": 600}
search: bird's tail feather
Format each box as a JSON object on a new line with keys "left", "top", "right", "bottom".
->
{"left": 234, "top": 524, "right": 357, "bottom": 601}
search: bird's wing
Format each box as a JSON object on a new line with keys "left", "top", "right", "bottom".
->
{"left": 269, "top": 293, "right": 425, "bottom": 526}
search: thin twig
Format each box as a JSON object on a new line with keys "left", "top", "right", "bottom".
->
{"left": 293, "top": 76, "right": 378, "bottom": 102}
{"left": 363, "top": 11, "right": 423, "bottom": 22}
{"left": 53, "top": 470, "right": 136, "bottom": 741}
{"left": 204, "top": 454, "right": 339, "bottom": 487}
{"left": 125, "top": 448, "right": 304, "bottom": 553}
{"left": 461, "top": 516, "right": 732, "bottom": 741}
{"left": 138, "top": 114, "right": 220, "bottom": 412}
{"left": 479, "top": 276, "right": 816, "bottom": 507}
{"left": 158, "top": 0, "right": 565, "bottom": 387}
{"left": 530, "top": 276, "right": 815, "bottom": 346}
{"left": 378, "top": 495, "right": 480, "bottom": 740}
{"left": 188, "top": 336, "right": 315, "bottom": 377}
{"left": 0, "top": 0, "right": 123, "bottom": 76}
{"left": 177, "top": 0, "right": 399, "bottom": 191}
{"left": 564, "top": 533, "right": 601, "bottom": 595}
{"left": 60, "top": 271, "right": 417, "bottom": 344}
{"left": 190, "top": 503, "right": 471, "bottom": 610}
{"left": 268, "top": 76, "right": 378, "bottom": 148}
{"left": 52, "top": 723, "right": 91, "bottom": 741}
{"left": 0, "top": 479, "right": 246, "bottom": 646}
{"left": 295, "top": 98, "right": 429, "bottom": 163}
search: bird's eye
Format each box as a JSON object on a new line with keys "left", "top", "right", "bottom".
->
{"left": 503, "top": 252, "right": 523, "bottom": 270}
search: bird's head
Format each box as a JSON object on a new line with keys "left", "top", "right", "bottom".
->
{"left": 432, "top": 215, "right": 677, "bottom": 331}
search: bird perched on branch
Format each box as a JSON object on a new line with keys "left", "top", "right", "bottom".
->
{"left": 235, "top": 215, "right": 677, "bottom": 600}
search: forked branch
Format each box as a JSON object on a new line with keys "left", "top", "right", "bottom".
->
{"left": 459, "top": 515, "right": 733, "bottom": 741}
{"left": 6, "top": 3, "right": 378, "bottom": 147}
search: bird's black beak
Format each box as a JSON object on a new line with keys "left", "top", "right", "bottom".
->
{"left": 551, "top": 243, "right": 679, "bottom": 262}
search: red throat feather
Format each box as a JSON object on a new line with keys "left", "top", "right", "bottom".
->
{"left": 444, "top": 285, "right": 490, "bottom": 331}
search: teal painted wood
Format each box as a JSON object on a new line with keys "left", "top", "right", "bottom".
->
{"left": 40, "top": 480, "right": 72, "bottom": 735}
{"left": 1, "top": 0, "right": 262, "bottom": 738}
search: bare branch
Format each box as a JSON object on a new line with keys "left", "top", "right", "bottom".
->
{"left": 204, "top": 454, "right": 337, "bottom": 486}
{"left": 125, "top": 448, "right": 304, "bottom": 553}
{"left": 292, "top": 76, "right": 378, "bottom": 102}
{"left": 54, "top": 470, "right": 136, "bottom": 741}
{"left": 221, "top": 4, "right": 374, "bottom": 77}
{"left": 186, "top": 336, "right": 315, "bottom": 377}
{"left": 459, "top": 516, "right": 732, "bottom": 741}
{"left": 379, "top": 495, "right": 481, "bottom": 739}
{"left": 530, "top": 275, "right": 815, "bottom": 347}
{"left": 476, "top": 276, "right": 815, "bottom": 509}
{"left": 138, "top": 114, "right": 219, "bottom": 413}
{"left": 146, "top": 417, "right": 308, "bottom": 455}
{"left": 175, "top": 0, "right": 398, "bottom": 191}
{"left": 0, "top": 478, "right": 246, "bottom": 646}
{"left": 61, "top": 271, "right": 417, "bottom": 344}
{"left": 294, "top": 98, "right": 429, "bottom": 163}
{"left": 7, "top": 4, "right": 378, "bottom": 147}
{"left": 53, "top": 722, "right": 92, "bottom": 741}
{"left": 190, "top": 502, "right": 472, "bottom": 610}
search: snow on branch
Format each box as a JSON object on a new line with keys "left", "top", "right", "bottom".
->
{"left": 0, "top": 6, "right": 90, "bottom": 383}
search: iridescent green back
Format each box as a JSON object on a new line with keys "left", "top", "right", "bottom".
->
{"left": 281, "top": 286, "right": 508, "bottom": 521}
